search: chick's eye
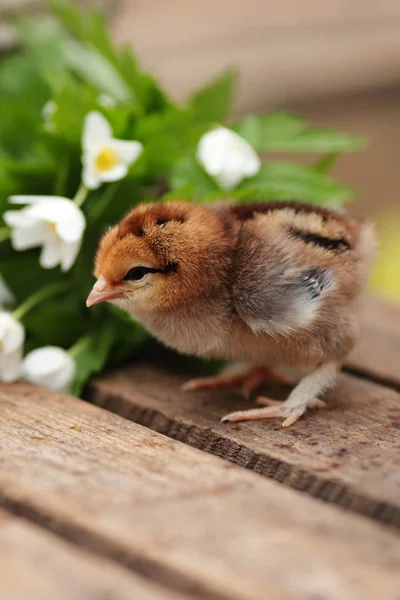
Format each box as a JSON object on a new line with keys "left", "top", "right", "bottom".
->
{"left": 124, "top": 266, "right": 151, "bottom": 281}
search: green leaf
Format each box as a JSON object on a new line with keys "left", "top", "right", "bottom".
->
{"left": 63, "top": 39, "right": 133, "bottom": 104}
{"left": 190, "top": 70, "right": 237, "bottom": 123}
{"left": 71, "top": 328, "right": 115, "bottom": 396}
{"left": 49, "top": 0, "right": 169, "bottom": 114}
{"left": 238, "top": 161, "right": 354, "bottom": 205}
{"left": 169, "top": 155, "right": 219, "bottom": 199}
{"left": 137, "top": 107, "right": 208, "bottom": 174}
{"left": 233, "top": 112, "right": 366, "bottom": 153}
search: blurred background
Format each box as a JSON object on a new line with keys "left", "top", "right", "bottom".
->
{"left": 1, "top": 0, "right": 400, "bottom": 301}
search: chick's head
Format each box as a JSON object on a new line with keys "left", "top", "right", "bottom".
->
{"left": 87, "top": 200, "right": 232, "bottom": 316}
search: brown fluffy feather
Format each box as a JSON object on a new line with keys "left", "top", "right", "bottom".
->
{"left": 90, "top": 199, "right": 376, "bottom": 426}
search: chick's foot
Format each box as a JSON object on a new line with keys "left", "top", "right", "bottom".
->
{"left": 221, "top": 398, "right": 326, "bottom": 428}
{"left": 221, "top": 363, "right": 335, "bottom": 427}
{"left": 182, "top": 366, "right": 290, "bottom": 398}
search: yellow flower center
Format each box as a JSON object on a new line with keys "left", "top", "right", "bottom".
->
{"left": 47, "top": 222, "right": 57, "bottom": 233}
{"left": 95, "top": 147, "right": 118, "bottom": 172}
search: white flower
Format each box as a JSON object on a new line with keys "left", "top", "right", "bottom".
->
{"left": 197, "top": 126, "right": 261, "bottom": 190}
{"left": 82, "top": 111, "right": 143, "bottom": 190}
{"left": 22, "top": 346, "right": 75, "bottom": 393}
{"left": 0, "top": 312, "right": 24, "bottom": 383}
{"left": 98, "top": 94, "right": 116, "bottom": 109}
{"left": 4, "top": 196, "right": 86, "bottom": 272}
{"left": 42, "top": 100, "right": 57, "bottom": 131}
{"left": 0, "top": 276, "right": 14, "bottom": 308}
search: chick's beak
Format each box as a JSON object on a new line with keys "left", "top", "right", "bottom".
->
{"left": 86, "top": 276, "right": 125, "bottom": 307}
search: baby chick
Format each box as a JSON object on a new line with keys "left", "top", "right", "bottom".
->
{"left": 87, "top": 200, "right": 376, "bottom": 427}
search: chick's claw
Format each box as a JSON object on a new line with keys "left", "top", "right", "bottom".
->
{"left": 221, "top": 397, "right": 327, "bottom": 428}
{"left": 257, "top": 397, "right": 327, "bottom": 410}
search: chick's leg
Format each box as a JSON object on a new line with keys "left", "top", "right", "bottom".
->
{"left": 182, "top": 365, "right": 290, "bottom": 398}
{"left": 221, "top": 363, "right": 337, "bottom": 427}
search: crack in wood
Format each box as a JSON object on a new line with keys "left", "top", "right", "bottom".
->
{"left": 0, "top": 491, "right": 230, "bottom": 600}
{"left": 86, "top": 386, "right": 400, "bottom": 532}
{"left": 344, "top": 365, "right": 400, "bottom": 394}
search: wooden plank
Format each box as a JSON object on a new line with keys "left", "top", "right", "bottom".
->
{"left": 1, "top": 385, "right": 400, "bottom": 600}
{"left": 89, "top": 364, "right": 400, "bottom": 527}
{"left": 347, "top": 296, "right": 400, "bottom": 388}
{"left": 0, "top": 509, "right": 185, "bottom": 600}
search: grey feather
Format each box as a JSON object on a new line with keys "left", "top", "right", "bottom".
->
{"left": 232, "top": 231, "right": 334, "bottom": 336}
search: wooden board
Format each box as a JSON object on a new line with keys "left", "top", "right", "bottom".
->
{"left": 0, "top": 509, "right": 185, "bottom": 600}
{"left": 89, "top": 365, "right": 400, "bottom": 527}
{"left": 347, "top": 296, "right": 400, "bottom": 388}
{"left": 1, "top": 384, "right": 400, "bottom": 600}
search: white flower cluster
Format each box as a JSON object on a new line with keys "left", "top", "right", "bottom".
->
{"left": 0, "top": 106, "right": 261, "bottom": 392}
{"left": 0, "top": 314, "right": 73, "bottom": 393}
{"left": 4, "top": 111, "right": 143, "bottom": 273}
{"left": 0, "top": 110, "right": 144, "bottom": 391}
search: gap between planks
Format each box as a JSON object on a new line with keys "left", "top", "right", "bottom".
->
{"left": 87, "top": 364, "right": 400, "bottom": 531}
{"left": 0, "top": 508, "right": 189, "bottom": 600}
{"left": 0, "top": 494, "right": 226, "bottom": 600}
{"left": 0, "top": 384, "right": 399, "bottom": 600}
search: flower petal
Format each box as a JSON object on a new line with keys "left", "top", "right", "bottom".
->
{"left": 10, "top": 222, "right": 47, "bottom": 251}
{"left": 3, "top": 209, "right": 37, "bottom": 228}
{"left": 98, "top": 163, "right": 128, "bottom": 183}
{"left": 82, "top": 160, "right": 101, "bottom": 190}
{"left": 55, "top": 207, "right": 86, "bottom": 244}
{"left": 197, "top": 128, "right": 229, "bottom": 175}
{"left": 82, "top": 111, "right": 112, "bottom": 153}
{"left": 60, "top": 240, "right": 82, "bottom": 272}
{"left": 215, "top": 169, "right": 243, "bottom": 190}
{"left": 39, "top": 236, "right": 64, "bottom": 269}
{"left": 27, "top": 198, "right": 85, "bottom": 243}
{"left": 0, "top": 312, "right": 25, "bottom": 354}
{"left": 197, "top": 126, "right": 261, "bottom": 190}
{"left": 8, "top": 195, "right": 53, "bottom": 205}
{"left": 42, "top": 100, "right": 57, "bottom": 120}
{"left": 108, "top": 139, "right": 143, "bottom": 166}
{"left": 98, "top": 93, "right": 116, "bottom": 108}
{"left": 22, "top": 346, "right": 75, "bottom": 393}
{"left": 0, "top": 346, "right": 22, "bottom": 383}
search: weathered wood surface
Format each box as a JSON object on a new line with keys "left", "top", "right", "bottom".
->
{"left": 89, "top": 365, "right": 400, "bottom": 527}
{"left": 0, "top": 509, "right": 184, "bottom": 600}
{"left": 1, "top": 384, "right": 400, "bottom": 600}
{"left": 347, "top": 296, "right": 400, "bottom": 388}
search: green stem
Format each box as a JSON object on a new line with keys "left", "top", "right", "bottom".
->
{"left": 0, "top": 228, "right": 10, "bottom": 243}
{"left": 88, "top": 181, "right": 121, "bottom": 223}
{"left": 12, "top": 281, "right": 70, "bottom": 321}
{"left": 73, "top": 182, "right": 89, "bottom": 208}
{"left": 68, "top": 335, "right": 92, "bottom": 359}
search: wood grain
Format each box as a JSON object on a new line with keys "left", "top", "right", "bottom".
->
{"left": 347, "top": 296, "right": 400, "bottom": 388}
{"left": 0, "top": 509, "right": 185, "bottom": 600}
{"left": 89, "top": 364, "right": 400, "bottom": 527}
{"left": 1, "top": 384, "right": 400, "bottom": 600}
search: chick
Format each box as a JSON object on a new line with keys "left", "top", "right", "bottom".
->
{"left": 87, "top": 200, "right": 376, "bottom": 427}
